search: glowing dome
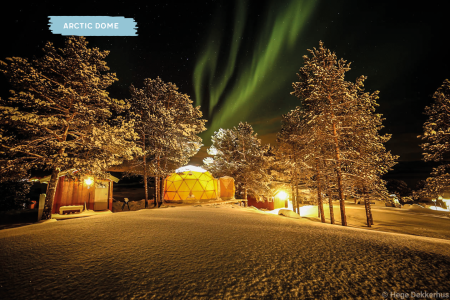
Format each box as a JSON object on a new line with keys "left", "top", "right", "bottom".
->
{"left": 164, "top": 170, "right": 219, "bottom": 203}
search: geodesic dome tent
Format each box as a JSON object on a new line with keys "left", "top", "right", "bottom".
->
{"left": 219, "top": 176, "right": 235, "bottom": 200}
{"left": 164, "top": 167, "right": 219, "bottom": 203}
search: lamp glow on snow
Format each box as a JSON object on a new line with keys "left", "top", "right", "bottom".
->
{"left": 276, "top": 191, "right": 288, "bottom": 200}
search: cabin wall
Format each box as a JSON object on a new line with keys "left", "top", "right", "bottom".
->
{"left": 247, "top": 195, "right": 286, "bottom": 210}
{"left": 247, "top": 195, "right": 275, "bottom": 210}
{"left": 273, "top": 197, "right": 287, "bottom": 209}
{"left": 51, "top": 176, "right": 112, "bottom": 214}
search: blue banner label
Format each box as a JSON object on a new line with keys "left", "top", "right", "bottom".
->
{"left": 48, "top": 16, "right": 138, "bottom": 36}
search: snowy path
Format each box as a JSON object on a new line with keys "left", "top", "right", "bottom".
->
{"left": 1, "top": 205, "right": 450, "bottom": 299}
{"left": 304, "top": 203, "right": 450, "bottom": 240}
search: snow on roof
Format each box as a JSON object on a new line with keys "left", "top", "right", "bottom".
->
{"left": 175, "top": 165, "right": 207, "bottom": 173}
{"left": 39, "top": 169, "right": 120, "bottom": 183}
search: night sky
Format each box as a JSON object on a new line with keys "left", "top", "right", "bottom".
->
{"left": 1, "top": 0, "right": 450, "bottom": 188}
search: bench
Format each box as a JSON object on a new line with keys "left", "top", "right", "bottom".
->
{"left": 59, "top": 205, "right": 84, "bottom": 215}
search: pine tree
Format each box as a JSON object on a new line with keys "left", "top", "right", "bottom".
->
{"left": 419, "top": 79, "right": 450, "bottom": 198}
{"left": 277, "top": 108, "right": 315, "bottom": 217}
{"left": 0, "top": 180, "right": 32, "bottom": 211}
{"left": 291, "top": 42, "right": 353, "bottom": 225}
{"left": 0, "top": 36, "right": 142, "bottom": 220}
{"left": 127, "top": 77, "right": 206, "bottom": 207}
{"left": 204, "top": 122, "right": 271, "bottom": 200}
{"left": 339, "top": 76, "right": 397, "bottom": 226}
{"left": 291, "top": 41, "right": 396, "bottom": 226}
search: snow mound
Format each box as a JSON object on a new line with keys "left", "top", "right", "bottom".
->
{"left": 278, "top": 209, "right": 300, "bottom": 219}
{"left": 408, "top": 204, "right": 450, "bottom": 216}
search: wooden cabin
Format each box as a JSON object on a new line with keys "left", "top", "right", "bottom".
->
{"left": 247, "top": 195, "right": 287, "bottom": 210}
{"left": 39, "top": 170, "right": 119, "bottom": 214}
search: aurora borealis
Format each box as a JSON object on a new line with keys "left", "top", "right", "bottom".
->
{"left": 1, "top": 0, "right": 450, "bottom": 185}
{"left": 193, "top": 0, "right": 317, "bottom": 139}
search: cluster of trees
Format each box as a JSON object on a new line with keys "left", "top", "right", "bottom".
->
{"left": 203, "top": 122, "right": 272, "bottom": 201}
{"left": 125, "top": 78, "right": 206, "bottom": 207}
{"left": 417, "top": 79, "right": 450, "bottom": 200}
{"left": 338, "top": 77, "right": 450, "bottom": 206}
{"left": 0, "top": 36, "right": 206, "bottom": 217}
{"left": 204, "top": 42, "right": 397, "bottom": 227}
{"left": 0, "top": 181, "right": 32, "bottom": 211}
{"left": 280, "top": 41, "right": 397, "bottom": 226}
{"left": 3, "top": 36, "right": 447, "bottom": 224}
{"left": 381, "top": 79, "right": 450, "bottom": 205}
{"left": 204, "top": 42, "right": 450, "bottom": 224}
{"left": 385, "top": 179, "right": 412, "bottom": 203}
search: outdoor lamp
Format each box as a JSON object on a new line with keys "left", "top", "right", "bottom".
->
{"left": 84, "top": 177, "right": 93, "bottom": 188}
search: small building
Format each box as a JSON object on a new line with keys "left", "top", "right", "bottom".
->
{"left": 247, "top": 195, "right": 287, "bottom": 210}
{"left": 39, "top": 170, "right": 119, "bottom": 214}
{"left": 219, "top": 176, "right": 235, "bottom": 200}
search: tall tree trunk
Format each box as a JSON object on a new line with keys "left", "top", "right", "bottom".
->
{"left": 316, "top": 160, "right": 326, "bottom": 223}
{"left": 331, "top": 121, "right": 347, "bottom": 226}
{"left": 328, "top": 94, "right": 347, "bottom": 226}
{"left": 244, "top": 187, "right": 247, "bottom": 202}
{"left": 293, "top": 167, "right": 298, "bottom": 213}
{"left": 357, "top": 147, "right": 374, "bottom": 226}
{"left": 40, "top": 167, "right": 60, "bottom": 220}
{"left": 293, "top": 156, "right": 299, "bottom": 213}
{"left": 291, "top": 179, "right": 295, "bottom": 212}
{"left": 161, "top": 176, "right": 165, "bottom": 206}
{"left": 363, "top": 185, "right": 372, "bottom": 227}
{"left": 296, "top": 175, "right": 300, "bottom": 209}
{"left": 144, "top": 164, "right": 148, "bottom": 208}
{"left": 143, "top": 133, "right": 148, "bottom": 208}
{"left": 324, "top": 172, "right": 335, "bottom": 224}
{"left": 41, "top": 127, "right": 69, "bottom": 220}
{"left": 363, "top": 183, "right": 373, "bottom": 227}
{"left": 155, "top": 176, "right": 159, "bottom": 208}
{"left": 329, "top": 195, "right": 335, "bottom": 224}
{"left": 155, "top": 153, "right": 161, "bottom": 207}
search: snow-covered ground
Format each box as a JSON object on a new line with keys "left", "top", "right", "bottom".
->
{"left": 1, "top": 205, "right": 450, "bottom": 299}
{"left": 284, "top": 202, "right": 450, "bottom": 240}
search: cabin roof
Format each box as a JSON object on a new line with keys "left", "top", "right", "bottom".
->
{"left": 39, "top": 169, "right": 120, "bottom": 184}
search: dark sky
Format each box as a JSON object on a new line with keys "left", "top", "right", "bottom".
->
{"left": 1, "top": 0, "right": 450, "bottom": 187}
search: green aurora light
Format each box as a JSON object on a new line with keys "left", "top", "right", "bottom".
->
{"left": 193, "top": 0, "right": 318, "bottom": 153}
